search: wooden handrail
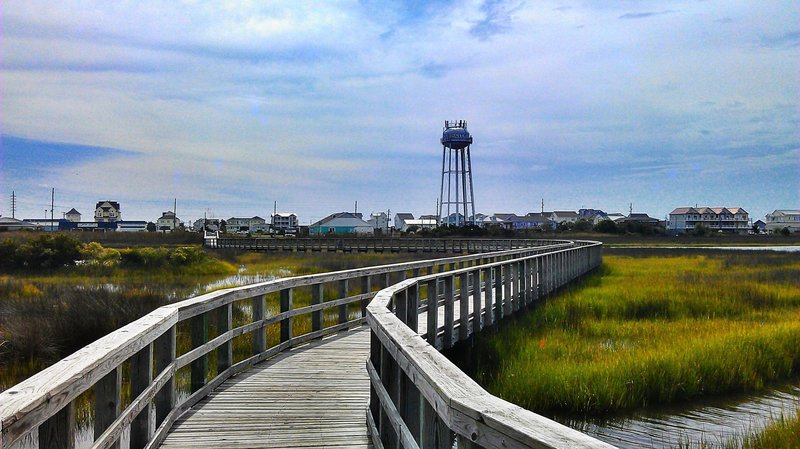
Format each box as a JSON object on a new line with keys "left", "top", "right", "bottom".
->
{"left": 365, "top": 241, "right": 617, "bottom": 448}
{"left": 0, "top": 239, "right": 569, "bottom": 449}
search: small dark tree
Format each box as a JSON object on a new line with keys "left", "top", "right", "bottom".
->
{"left": 146, "top": 222, "right": 156, "bottom": 232}
{"left": 692, "top": 223, "right": 710, "bottom": 236}
{"left": 593, "top": 219, "right": 618, "bottom": 234}
{"left": 780, "top": 227, "right": 791, "bottom": 236}
{"left": 574, "top": 219, "right": 593, "bottom": 232}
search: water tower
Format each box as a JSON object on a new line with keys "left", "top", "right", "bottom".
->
{"left": 438, "top": 120, "right": 475, "bottom": 226}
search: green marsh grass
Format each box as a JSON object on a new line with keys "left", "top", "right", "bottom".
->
{"left": 462, "top": 252, "right": 800, "bottom": 415}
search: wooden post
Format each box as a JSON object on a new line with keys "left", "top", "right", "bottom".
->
{"left": 130, "top": 344, "right": 153, "bottom": 449}
{"left": 426, "top": 279, "right": 438, "bottom": 346}
{"left": 154, "top": 326, "right": 175, "bottom": 428}
{"left": 380, "top": 347, "right": 398, "bottom": 449}
{"left": 483, "top": 266, "right": 494, "bottom": 328}
{"left": 369, "top": 331, "right": 381, "bottom": 441}
{"left": 494, "top": 265, "right": 503, "bottom": 322}
{"left": 402, "top": 282, "right": 417, "bottom": 333}
{"left": 459, "top": 272, "right": 470, "bottom": 341}
{"left": 217, "top": 303, "right": 232, "bottom": 372}
{"left": 472, "top": 269, "right": 482, "bottom": 335}
{"left": 252, "top": 295, "right": 266, "bottom": 355}
{"left": 360, "top": 275, "right": 371, "bottom": 318}
{"left": 191, "top": 312, "right": 208, "bottom": 393}
{"left": 95, "top": 368, "right": 121, "bottom": 449}
{"left": 443, "top": 275, "right": 455, "bottom": 349}
{"left": 338, "top": 279, "right": 349, "bottom": 325}
{"left": 280, "top": 287, "right": 293, "bottom": 343}
{"left": 395, "top": 290, "right": 408, "bottom": 325}
{"left": 312, "top": 283, "right": 324, "bottom": 332}
{"left": 38, "top": 402, "right": 74, "bottom": 449}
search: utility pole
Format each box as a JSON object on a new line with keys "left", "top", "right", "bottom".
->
{"left": 11, "top": 191, "right": 16, "bottom": 218}
{"left": 354, "top": 201, "right": 358, "bottom": 215}
{"left": 541, "top": 198, "right": 544, "bottom": 214}
{"left": 50, "top": 188, "right": 55, "bottom": 223}
{"left": 629, "top": 203, "right": 633, "bottom": 216}
{"left": 174, "top": 198, "right": 178, "bottom": 231}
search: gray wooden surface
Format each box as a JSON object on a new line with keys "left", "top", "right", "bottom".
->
{"left": 160, "top": 329, "right": 373, "bottom": 449}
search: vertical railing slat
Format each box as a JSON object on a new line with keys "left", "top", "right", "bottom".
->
{"left": 94, "top": 368, "right": 121, "bottom": 449}
{"left": 130, "top": 344, "right": 153, "bottom": 449}
{"left": 190, "top": 312, "right": 208, "bottom": 393}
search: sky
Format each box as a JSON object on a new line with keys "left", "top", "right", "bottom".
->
{"left": 1, "top": 0, "right": 798, "bottom": 225}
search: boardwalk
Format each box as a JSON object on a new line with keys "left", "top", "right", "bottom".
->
{"left": 161, "top": 329, "right": 373, "bottom": 449}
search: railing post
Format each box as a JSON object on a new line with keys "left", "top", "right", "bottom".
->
{"left": 503, "top": 264, "right": 513, "bottom": 317}
{"left": 155, "top": 326, "right": 175, "bottom": 428}
{"left": 38, "top": 402, "right": 74, "bottom": 449}
{"left": 361, "top": 275, "right": 372, "bottom": 318}
{"left": 459, "top": 272, "right": 470, "bottom": 341}
{"left": 380, "top": 347, "right": 398, "bottom": 449}
{"left": 395, "top": 290, "right": 408, "bottom": 324}
{"left": 471, "top": 268, "right": 482, "bottom": 335}
{"left": 217, "top": 303, "right": 233, "bottom": 372}
{"left": 280, "top": 287, "right": 293, "bottom": 343}
{"left": 338, "top": 279, "right": 349, "bottom": 325}
{"left": 494, "top": 265, "right": 503, "bottom": 322}
{"left": 130, "top": 344, "right": 153, "bottom": 449}
{"left": 191, "top": 312, "right": 208, "bottom": 393}
{"left": 407, "top": 281, "right": 419, "bottom": 334}
{"left": 483, "top": 266, "right": 494, "bottom": 328}
{"left": 443, "top": 275, "right": 455, "bottom": 349}
{"left": 426, "top": 279, "right": 438, "bottom": 346}
{"left": 252, "top": 295, "right": 266, "bottom": 355}
{"left": 95, "top": 367, "right": 121, "bottom": 449}
{"left": 312, "top": 283, "right": 324, "bottom": 333}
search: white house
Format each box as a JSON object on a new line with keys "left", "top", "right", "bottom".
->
{"left": 549, "top": 211, "right": 579, "bottom": 225}
{"left": 668, "top": 207, "right": 749, "bottom": 234}
{"left": 156, "top": 211, "right": 181, "bottom": 232}
{"left": 271, "top": 213, "right": 299, "bottom": 232}
{"left": 394, "top": 213, "right": 414, "bottom": 230}
{"left": 402, "top": 217, "right": 438, "bottom": 231}
{"left": 765, "top": 210, "right": 800, "bottom": 233}
{"left": 226, "top": 216, "right": 267, "bottom": 233}
{"left": 65, "top": 208, "right": 81, "bottom": 223}
{"left": 95, "top": 201, "right": 121, "bottom": 222}
{"left": 367, "top": 212, "right": 390, "bottom": 233}
{"left": 193, "top": 218, "right": 221, "bottom": 232}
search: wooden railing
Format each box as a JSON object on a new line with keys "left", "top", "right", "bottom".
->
{"left": 366, "top": 241, "right": 615, "bottom": 449}
{"left": 207, "top": 237, "right": 547, "bottom": 254}
{"left": 0, "top": 239, "right": 573, "bottom": 449}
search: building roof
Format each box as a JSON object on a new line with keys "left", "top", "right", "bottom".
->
{"left": 66, "top": 208, "right": 81, "bottom": 215}
{"left": 96, "top": 201, "right": 120, "bottom": 210}
{"left": 311, "top": 212, "right": 370, "bottom": 228}
{"left": 160, "top": 211, "right": 176, "bottom": 218}
{"left": 670, "top": 207, "right": 748, "bottom": 215}
{"left": 395, "top": 213, "right": 414, "bottom": 220}
{"left": 493, "top": 213, "right": 517, "bottom": 221}
{"left": 552, "top": 211, "right": 579, "bottom": 217}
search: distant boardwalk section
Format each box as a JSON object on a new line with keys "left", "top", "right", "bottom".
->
{"left": 206, "top": 236, "right": 547, "bottom": 253}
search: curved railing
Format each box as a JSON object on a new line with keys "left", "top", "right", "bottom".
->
{"left": 207, "top": 237, "right": 539, "bottom": 253}
{"left": 366, "top": 241, "right": 615, "bottom": 448}
{"left": 0, "top": 239, "right": 573, "bottom": 449}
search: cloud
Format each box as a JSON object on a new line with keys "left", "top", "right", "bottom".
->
{"left": 760, "top": 30, "right": 800, "bottom": 48}
{"left": 470, "top": 0, "right": 523, "bottom": 40}
{"left": 618, "top": 10, "right": 675, "bottom": 20}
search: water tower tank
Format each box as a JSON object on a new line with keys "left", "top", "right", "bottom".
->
{"left": 441, "top": 123, "right": 473, "bottom": 149}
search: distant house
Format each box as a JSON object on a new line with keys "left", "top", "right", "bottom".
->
{"left": 578, "top": 209, "right": 606, "bottom": 219}
{"left": 473, "top": 213, "right": 505, "bottom": 228}
{"left": 753, "top": 220, "right": 766, "bottom": 234}
{"left": 507, "top": 213, "right": 554, "bottom": 230}
{"left": 443, "top": 213, "right": 466, "bottom": 226}
{"left": 65, "top": 208, "right": 81, "bottom": 223}
{"left": 95, "top": 201, "right": 121, "bottom": 222}
{"left": 394, "top": 213, "right": 414, "bottom": 231}
{"left": 549, "top": 211, "right": 579, "bottom": 225}
{"left": 668, "top": 207, "right": 749, "bottom": 234}
{"left": 309, "top": 212, "right": 372, "bottom": 235}
{"left": 0, "top": 216, "right": 39, "bottom": 231}
{"left": 156, "top": 211, "right": 181, "bottom": 232}
{"left": 605, "top": 213, "right": 626, "bottom": 222}
{"left": 367, "top": 212, "right": 390, "bottom": 233}
{"left": 402, "top": 217, "right": 438, "bottom": 231}
{"left": 765, "top": 210, "right": 800, "bottom": 233}
{"left": 193, "top": 218, "right": 221, "bottom": 233}
{"left": 116, "top": 221, "right": 148, "bottom": 232}
{"left": 226, "top": 216, "right": 267, "bottom": 233}
{"left": 22, "top": 218, "right": 62, "bottom": 231}
{"left": 271, "top": 213, "right": 299, "bottom": 233}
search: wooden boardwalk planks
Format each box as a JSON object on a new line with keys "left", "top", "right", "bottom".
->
{"left": 160, "top": 329, "right": 373, "bottom": 449}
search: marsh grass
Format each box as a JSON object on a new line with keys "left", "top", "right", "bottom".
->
{"left": 460, "top": 252, "right": 800, "bottom": 415}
